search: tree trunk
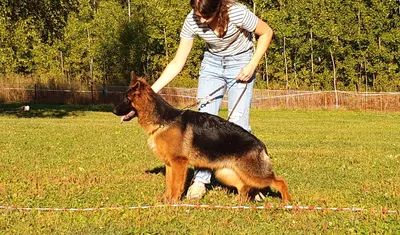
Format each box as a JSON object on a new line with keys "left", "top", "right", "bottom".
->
{"left": 284, "top": 36, "right": 288, "bottom": 89}
{"left": 264, "top": 53, "right": 269, "bottom": 87}
{"left": 310, "top": 28, "right": 314, "bottom": 80}
{"left": 128, "top": 0, "right": 131, "bottom": 22}
{"left": 330, "top": 48, "right": 339, "bottom": 108}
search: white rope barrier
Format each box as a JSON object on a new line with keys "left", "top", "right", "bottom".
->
{"left": 0, "top": 203, "right": 397, "bottom": 214}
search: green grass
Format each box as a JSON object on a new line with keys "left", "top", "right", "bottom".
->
{"left": 0, "top": 104, "right": 399, "bottom": 234}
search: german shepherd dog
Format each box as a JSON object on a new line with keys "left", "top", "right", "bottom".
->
{"left": 113, "top": 73, "right": 291, "bottom": 203}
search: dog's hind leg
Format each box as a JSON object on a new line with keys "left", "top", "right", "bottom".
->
{"left": 237, "top": 185, "right": 252, "bottom": 202}
{"left": 215, "top": 168, "right": 251, "bottom": 202}
{"left": 168, "top": 157, "right": 189, "bottom": 202}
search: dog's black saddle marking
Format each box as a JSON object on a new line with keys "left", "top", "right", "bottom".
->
{"left": 180, "top": 110, "right": 266, "bottom": 161}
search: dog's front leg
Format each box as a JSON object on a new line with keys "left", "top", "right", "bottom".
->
{"left": 167, "top": 156, "right": 188, "bottom": 203}
{"left": 163, "top": 164, "right": 173, "bottom": 201}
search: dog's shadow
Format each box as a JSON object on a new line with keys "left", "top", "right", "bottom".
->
{"left": 145, "top": 166, "right": 282, "bottom": 201}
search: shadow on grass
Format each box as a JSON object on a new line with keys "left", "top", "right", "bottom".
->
{"left": 145, "top": 165, "right": 283, "bottom": 201}
{"left": 0, "top": 103, "right": 114, "bottom": 119}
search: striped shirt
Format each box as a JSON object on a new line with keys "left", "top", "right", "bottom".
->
{"left": 180, "top": 3, "right": 258, "bottom": 56}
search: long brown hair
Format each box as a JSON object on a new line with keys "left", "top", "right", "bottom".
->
{"left": 190, "top": 0, "right": 235, "bottom": 37}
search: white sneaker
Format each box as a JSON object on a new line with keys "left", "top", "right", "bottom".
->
{"left": 254, "top": 191, "right": 266, "bottom": 202}
{"left": 186, "top": 181, "right": 206, "bottom": 200}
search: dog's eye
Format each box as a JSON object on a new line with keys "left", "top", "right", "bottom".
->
{"left": 124, "top": 96, "right": 131, "bottom": 103}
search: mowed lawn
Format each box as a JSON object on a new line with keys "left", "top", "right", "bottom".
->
{"left": 0, "top": 104, "right": 399, "bottom": 234}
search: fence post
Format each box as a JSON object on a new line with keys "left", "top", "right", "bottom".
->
{"left": 90, "top": 57, "right": 94, "bottom": 104}
{"left": 34, "top": 84, "right": 37, "bottom": 103}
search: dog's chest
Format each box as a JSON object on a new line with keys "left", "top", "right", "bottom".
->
{"left": 147, "top": 137, "right": 157, "bottom": 152}
{"left": 147, "top": 137, "right": 165, "bottom": 161}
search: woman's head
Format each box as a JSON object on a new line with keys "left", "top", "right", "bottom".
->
{"left": 190, "top": 0, "right": 234, "bottom": 37}
{"left": 190, "top": 0, "right": 222, "bottom": 20}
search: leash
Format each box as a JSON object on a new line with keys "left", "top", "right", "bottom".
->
{"left": 182, "top": 84, "right": 226, "bottom": 110}
{"left": 181, "top": 81, "right": 248, "bottom": 121}
{"left": 181, "top": 84, "right": 226, "bottom": 110}
{"left": 227, "top": 82, "right": 248, "bottom": 121}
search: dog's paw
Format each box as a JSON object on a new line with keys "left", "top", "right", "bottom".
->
{"left": 156, "top": 192, "right": 169, "bottom": 203}
{"left": 157, "top": 193, "right": 171, "bottom": 204}
{"left": 160, "top": 192, "right": 181, "bottom": 204}
{"left": 235, "top": 194, "right": 250, "bottom": 203}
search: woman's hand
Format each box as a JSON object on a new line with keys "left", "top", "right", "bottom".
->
{"left": 236, "top": 63, "right": 257, "bottom": 82}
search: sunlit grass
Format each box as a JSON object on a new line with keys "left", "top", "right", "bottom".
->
{"left": 0, "top": 104, "right": 399, "bottom": 233}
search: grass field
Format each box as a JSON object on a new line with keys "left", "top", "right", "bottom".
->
{"left": 0, "top": 104, "right": 399, "bottom": 234}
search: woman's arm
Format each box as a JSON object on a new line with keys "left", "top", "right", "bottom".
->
{"left": 236, "top": 19, "right": 273, "bottom": 81}
{"left": 151, "top": 38, "right": 194, "bottom": 93}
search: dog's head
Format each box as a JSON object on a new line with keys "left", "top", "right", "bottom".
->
{"left": 112, "top": 72, "right": 149, "bottom": 123}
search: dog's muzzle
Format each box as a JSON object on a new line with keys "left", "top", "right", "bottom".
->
{"left": 113, "top": 97, "right": 137, "bottom": 123}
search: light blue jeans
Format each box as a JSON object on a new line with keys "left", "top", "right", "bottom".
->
{"left": 193, "top": 50, "right": 255, "bottom": 184}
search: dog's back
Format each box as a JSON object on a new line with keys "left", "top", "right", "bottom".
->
{"left": 181, "top": 110, "right": 267, "bottom": 157}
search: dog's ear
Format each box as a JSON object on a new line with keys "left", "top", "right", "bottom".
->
{"left": 131, "top": 80, "right": 140, "bottom": 91}
{"left": 126, "top": 80, "right": 141, "bottom": 97}
{"left": 127, "top": 71, "right": 141, "bottom": 96}
{"left": 130, "top": 71, "right": 138, "bottom": 85}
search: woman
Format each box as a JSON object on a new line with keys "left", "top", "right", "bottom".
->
{"left": 151, "top": 0, "right": 274, "bottom": 200}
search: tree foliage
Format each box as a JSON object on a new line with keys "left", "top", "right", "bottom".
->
{"left": 0, "top": 0, "right": 399, "bottom": 91}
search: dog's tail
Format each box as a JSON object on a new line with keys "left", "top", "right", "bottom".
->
{"left": 270, "top": 175, "right": 291, "bottom": 202}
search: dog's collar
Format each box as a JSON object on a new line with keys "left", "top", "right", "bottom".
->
{"left": 149, "top": 124, "right": 164, "bottom": 135}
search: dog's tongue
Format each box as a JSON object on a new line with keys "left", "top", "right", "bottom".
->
{"left": 120, "top": 110, "right": 136, "bottom": 124}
